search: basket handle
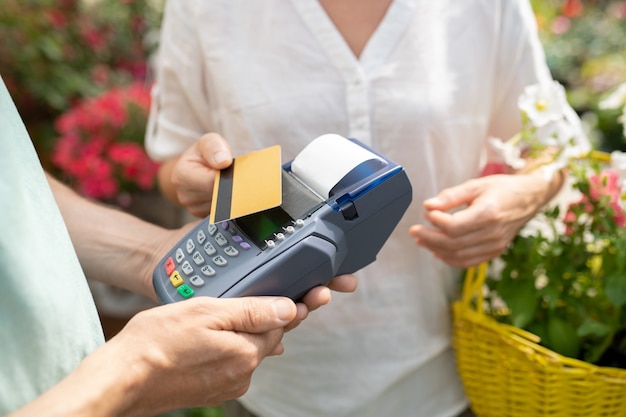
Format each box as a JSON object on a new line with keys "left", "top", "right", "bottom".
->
{"left": 461, "top": 262, "right": 488, "bottom": 314}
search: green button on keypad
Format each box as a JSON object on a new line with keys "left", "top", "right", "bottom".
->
{"left": 177, "top": 284, "right": 194, "bottom": 299}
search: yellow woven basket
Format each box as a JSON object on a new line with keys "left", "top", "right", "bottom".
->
{"left": 453, "top": 263, "right": 626, "bottom": 417}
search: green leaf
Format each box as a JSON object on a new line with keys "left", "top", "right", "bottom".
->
{"left": 577, "top": 317, "right": 611, "bottom": 338}
{"left": 541, "top": 286, "right": 561, "bottom": 310}
{"left": 547, "top": 316, "right": 581, "bottom": 359}
{"left": 605, "top": 273, "right": 626, "bottom": 307}
{"left": 615, "top": 240, "right": 626, "bottom": 271}
{"left": 498, "top": 279, "right": 540, "bottom": 329}
{"left": 526, "top": 321, "right": 549, "bottom": 344}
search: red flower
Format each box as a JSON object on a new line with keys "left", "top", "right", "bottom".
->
{"left": 562, "top": 0, "right": 584, "bottom": 18}
{"left": 47, "top": 10, "right": 67, "bottom": 29}
{"left": 80, "top": 24, "right": 107, "bottom": 52}
{"left": 51, "top": 83, "right": 159, "bottom": 201}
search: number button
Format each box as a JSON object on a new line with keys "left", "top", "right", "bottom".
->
{"left": 201, "top": 265, "right": 216, "bottom": 277}
{"left": 212, "top": 255, "right": 228, "bottom": 267}
{"left": 181, "top": 261, "right": 193, "bottom": 275}
{"left": 185, "top": 239, "right": 195, "bottom": 254}
{"left": 208, "top": 224, "right": 217, "bottom": 236}
{"left": 175, "top": 248, "right": 185, "bottom": 263}
{"left": 214, "top": 233, "right": 228, "bottom": 247}
{"left": 190, "top": 275, "right": 205, "bottom": 287}
{"left": 192, "top": 251, "right": 205, "bottom": 265}
{"left": 197, "top": 230, "right": 207, "bottom": 245}
{"left": 203, "top": 242, "right": 216, "bottom": 256}
{"left": 224, "top": 246, "right": 239, "bottom": 257}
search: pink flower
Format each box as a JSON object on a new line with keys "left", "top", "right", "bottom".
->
{"left": 589, "top": 169, "right": 621, "bottom": 201}
{"left": 582, "top": 169, "right": 626, "bottom": 228}
{"left": 551, "top": 16, "right": 571, "bottom": 35}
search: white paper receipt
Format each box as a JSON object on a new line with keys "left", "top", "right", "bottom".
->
{"left": 291, "top": 134, "right": 384, "bottom": 198}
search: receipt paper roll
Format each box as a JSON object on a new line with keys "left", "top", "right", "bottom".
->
{"left": 290, "top": 134, "right": 385, "bottom": 199}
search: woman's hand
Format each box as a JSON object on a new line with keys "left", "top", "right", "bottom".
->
{"left": 409, "top": 172, "right": 563, "bottom": 268}
{"left": 158, "top": 132, "right": 233, "bottom": 217}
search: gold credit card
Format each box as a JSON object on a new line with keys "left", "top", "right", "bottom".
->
{"left": 210, "top": 145, "right": 282, "bottom": 224}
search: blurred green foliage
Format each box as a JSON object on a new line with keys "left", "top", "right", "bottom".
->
{"left": 531, "top": 0, "right": 626, "bottom": 150}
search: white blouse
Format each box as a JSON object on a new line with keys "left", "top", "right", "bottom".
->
{"left": 147, "top": 1, "right": 553, "bottom": 416}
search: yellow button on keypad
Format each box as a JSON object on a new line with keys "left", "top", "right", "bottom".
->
{"left": 169, "top": 270, "right": 184, "bottom": 287}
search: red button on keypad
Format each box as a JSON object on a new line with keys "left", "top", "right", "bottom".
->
{"left": 164, "top": 257, "right": 176, "bottom": 276}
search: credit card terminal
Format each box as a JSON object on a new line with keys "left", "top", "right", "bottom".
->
{"left": 152, "top": 134, "right": 412, "bottom": 302}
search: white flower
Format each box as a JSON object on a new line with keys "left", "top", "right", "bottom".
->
{"left": 518, "top": 81, "right": 569, "bottom": 127}
{"left": 535, "top": 119, "right": 575, "bottom": 147}
{"left": 610, "top": 150, "right": 626, "bottom": 197}
{"left": 610, "top": 150, "right": 626, "bottom": 175}
{"left": 488, "top": 137, "right": 526, "bottom": 169}
{"left": 490, "top": 81, "right": 590, "bottom": 178}
{"left": 599, "top": 83, "right": 626, "bottom": 110}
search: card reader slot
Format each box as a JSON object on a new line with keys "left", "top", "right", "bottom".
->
{"left": 280, "top": 170, "right": 324, "bottom": 220}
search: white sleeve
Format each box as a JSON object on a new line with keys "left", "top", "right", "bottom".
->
{"left": 487, "top": 0, "right": 554, "bottom": 141}
{"left": 145, "top": 0, "right": 213, "bottom": 161}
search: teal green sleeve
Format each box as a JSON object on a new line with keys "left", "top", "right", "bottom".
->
{"left": 0, "top": 77, "right": 104, "bottom": 414}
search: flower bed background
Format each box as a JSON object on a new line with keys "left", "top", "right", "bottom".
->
{"left": 531, "top": 0, "right": 626, "bottom": 151}
{"left": 51, "top": 82, "right": 159, "bottom": 201}
{"left": 0, "top": 0, "right": 163, "bottom": 180}
{"left": 2, "top": 1, "right": 626, "bottom": 417}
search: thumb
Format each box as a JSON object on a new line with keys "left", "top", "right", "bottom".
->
{"left": 197, "top": 132, "right": 233, "bottom": 169}
{"left": 201, "top": 296, "right": 297, "bottom": 334}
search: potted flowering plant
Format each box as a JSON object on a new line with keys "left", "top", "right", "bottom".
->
{"left": 483, "top": 81, "right": 626, "bottom": 368}
{"left": 51, "top": 82, "right": 160, "bottom": 203}
{"left": 452, "top": 81, "right": 626, "bottom": 417}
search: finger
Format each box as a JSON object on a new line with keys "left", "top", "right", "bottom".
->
{"left": 423, "top": 178, "right": 482, "bottom": 211}
{"left": 173, "top": 162, "right": 216, "bottom": 204}
{"left": 284, "top": 303, "right": 310, "bottom": 332}
{"left": 185, "top": 200, "right": 213, "bottom": 218}
{"left": 434, "top": 240, "right": 506, "bottom": 268}
{"left": 178, "top": 186, "right": 213, "bottom": 211}
{"left": 411, "top": 225, "right": 510, "bottom": 267}
{"left": 269, "top": 341, "right": 286, "bottom": 356}
{"left": 327, "top": 274, "right": 358, "bottom": 293}
{"left": 193, "top": 296, "right": 297, "bottom": 333}
{"left": 197, "top": 132, "right": 233, "bottom": 169}
{"left": 411, "top": 222, "right": 503, "bottom": 254}
{"left": 423, "top": 202, "right": 498, "bottom": 237}
{"left": 300, "top": 286, "right": 331, "bottom": 312}
{"left": 243, "top": 329, "right": 286, "bottom": 357}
